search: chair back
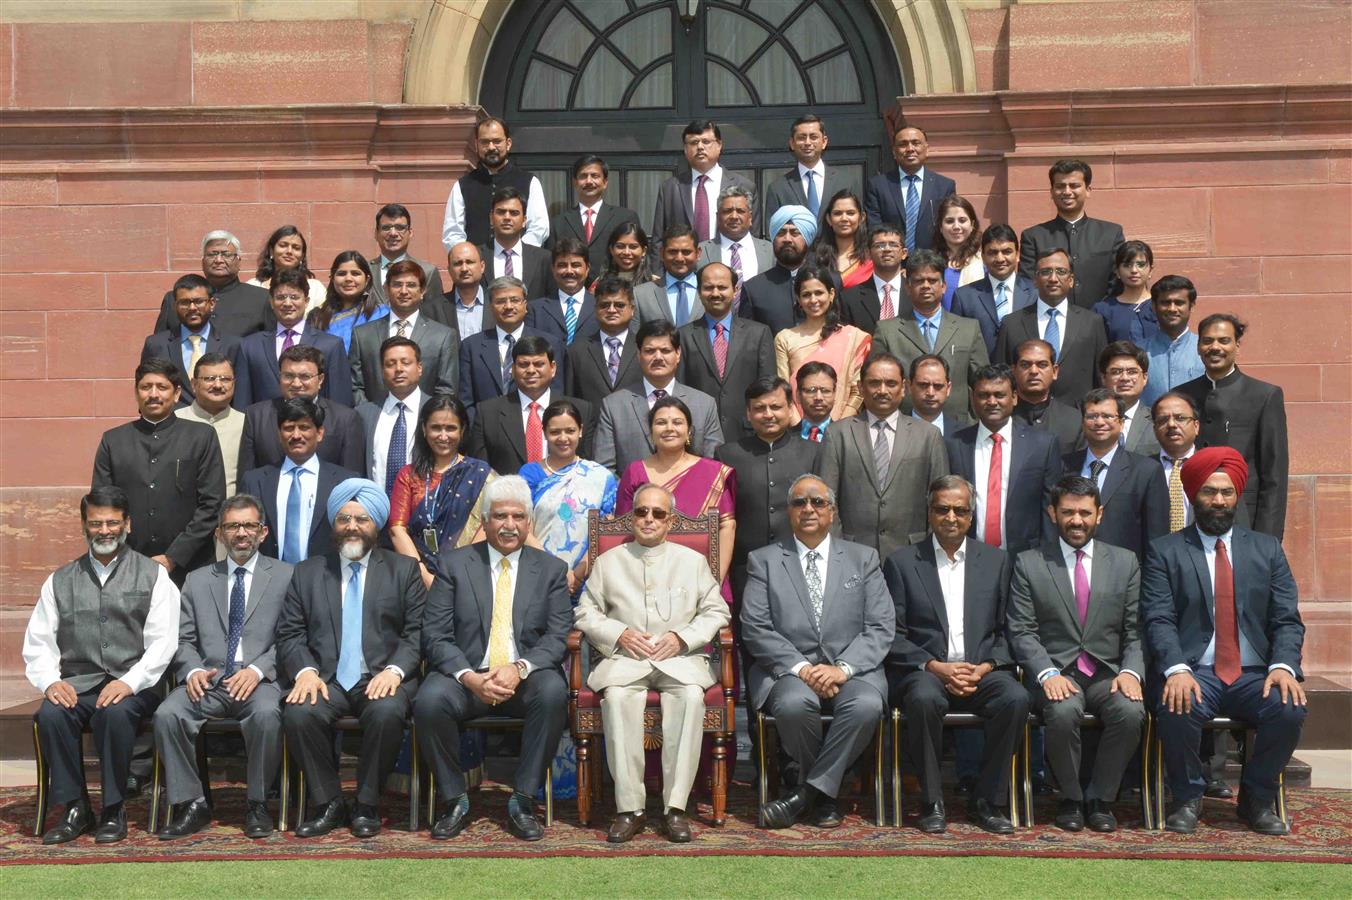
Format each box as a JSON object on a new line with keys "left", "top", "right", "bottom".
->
{"left": 586, "top": 507, "right": 720, "bottom": 580}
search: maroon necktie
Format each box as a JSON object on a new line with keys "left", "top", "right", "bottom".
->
{"left": 1213, "top": 538, "right": 1241, "bottom": 685}
{"left": 694, "top": 174, "right": 711, "bottom": 242}
{"left": 880, "top": 283, "right": 895, "bottom": 321}
{"left": 713, "top": 322, "right": 728, "bottom": 378}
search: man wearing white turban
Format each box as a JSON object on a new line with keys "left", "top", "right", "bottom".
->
{"left": 276, "top": 477, "right": 426, "bottom": 839}
{"left": 739, "top": 205, "right": 841, "bottom": 335}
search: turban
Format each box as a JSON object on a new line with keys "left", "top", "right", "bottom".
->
{"left": 1181, "top": 447, "right": 1248, "bottom": 503}
{"left": 327, "top": 477, "right": 391, "bottom": 530}
{"left": 768, "top": 204, "right": 818, "bottom": 246}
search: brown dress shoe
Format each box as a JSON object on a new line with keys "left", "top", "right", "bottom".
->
{"left": 664, "top": 809, "right": 693, "bottom": 843}
{"left": 606, "top": 811, "right": 645, "bottom": 843}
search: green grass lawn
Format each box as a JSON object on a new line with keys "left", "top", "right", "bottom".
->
{"left": 5, "top": 856, "right": 1350, "bottom": 898}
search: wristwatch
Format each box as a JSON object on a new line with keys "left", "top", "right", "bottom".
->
{"left": 514, "top": 659, "right": 529, "bottom": 679}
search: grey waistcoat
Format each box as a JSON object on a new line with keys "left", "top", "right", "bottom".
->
{"left": 52, "top": 551, "right": 160, "bottom": 693}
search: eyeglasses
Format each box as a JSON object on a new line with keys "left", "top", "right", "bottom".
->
{"left": 632, "top": 507, "right": 669, "bottom": 520}
{"left": 1083, "top": 413, "right": 1121, "bottom": 422}
{"left": 1197, "top": 487, "right": 1237, "bottom": 500}
{"left": 203, "top": 251, "right": 239, "bottom": 260}
{"left": 196, "top": 375, "right": 235, "bottom": 385}
{"left": 378, "top": 223, "right": 410, "bottom": 233}
{"left": 177, "top": 297, "right": 213, "bottom": 307}
{"left": 1036, "top": 267, "right": 1072, "bottom": 277}
{"left": 684, "top": 138, "right": 719, "bottom": 147}
{"left": 280, "top": 372, "right": 319, "bottom": 383}
{"left": 221, "top": 522, "right": 262, "bottom": 534}
{"left": 799, "top": 386, "right": 835, "bottom": 396}
{"left": 1105, "top": 367, "right": 1143, "bottom": 378}
{"left": 335, "top": 513, "right": 375, "bottom": 526}
{"left": 1152, "top": 413, "right": 1197, "bottom": 424}
{"left": 789, "top": 496, "right": 831, "bottom": 509}
{"left": 930, "top": 505, "right": 972, "bottom": 517}
{"left": 870, "top": 241, "right": 902, "bottom": 250}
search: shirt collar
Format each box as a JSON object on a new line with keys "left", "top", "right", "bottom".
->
{"left": 798, "top": 161, "right": 825, "bottom": 180}
{"left": 88, "top": 550, "right": 125, "bottom": 580}
{"left": 642, "top": 377, "right": 676, "bottom": 397}
{"left": 903, "top": 166, "right": 926, "bottom": 183}
{"left": 344, "top": 551, "right": 373, "bottom": 574}
{"left": 976, "top": 418, "right": 1013, "bottom": 444}
{"left": 457, "top": 287, "right": 485, "bottom": 308}
{"left": 558, "top": 289, "right": 583, "bottom": 304}
{"left": 866, "top": 409, "right": 901, "bottom": 430}
{"left": 281, "top": 453, "right": 321, "bottom": 476}
{"left": 873, "top": 272, "right": 903, "bottom": 293}
{"left": 180, "top": 322, "right": 210, "bottom": 341}
{"left": 1059, "top": 538, "right": 1093, "bottom": 561}
{"left": 379, "top": 253, "right": 408, "bottom": 268}
{"left": 801, "top": 417, "right": 830, "bottom": 436}
{"left": 665, "top": 271, "right": 697, "bottom": 289}
{"left": 579, "top": 200, "right": 602, "bottom": 216}
{"left": 913, "top": 306, "right": 942, "bottom": 327}
{"left": 391, "top": 309, "right": 419, "bottom": 330}
{"left": 487, "top": 545, "right": 523, "bottom": 571}
{"left": 706, "top": 312, "right": 734, "bottom": 331}
{"left": 795, "top": 534, "right": 830, "bottom": 562}
{"left": 694, "top": 163, "right": 723, "bottom": 182}
{"left": 1059, "top": 213, "right": 1086, "bottom": 226}
{"left": 277, "top": 320, "right": 305, "bottom": 337}
{"left": 1196, "top": 527, "right": 1234, "bottom": 551}
{"left": 720, "top": 233, "right": 750, "bottom": 250}
{"left": 989, "top": 273, "right": 1015, "bottom": 294}
{"left": 1088, "top": 444, "right": 1119, "bottom": 467}
{"left": 1161, "top": 446, "right": 1196, "bottom": 465}
{"left": 494, "top": 239, "right": 521, "bottom": 257}
{"left": 1207, "top": 367, "right": 1238, "bottom": 387}
{"left": 519, "top": 388, "right": 551, "bottom": 410}
{"left": 230, "top": 552, "right": 260, "bottom": 577}
{"left": 1122, "top": 400, "right": 1141, "bottom": 422}
{"left": 383, "top": 387, "right": 421, "bottom": 414}
{"left": 932, "top": 534, "right": 966, "bottom": 564}
{"left": 912, "top": 410, "right": 944, "bottom": 432}
{"left": 497, "top": 324, "right": 524, "bottom": 342}
{"left": 1037, "top": 298, "right": 1068, "bottom": 317}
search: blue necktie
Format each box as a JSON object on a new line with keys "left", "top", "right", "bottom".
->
{"left": 336, "top": 562, "right": 364, "bottom": 691}
{"left": 904, "top": 174, "right": 921, "bottom": 253}
{"left": 922, "top": 319, "right": 936, "bottom": 351}
{"left": 224, "top": 567, "right": 247, "bottom": 678}
{"left": 1045, "top": 308, "right": 1062, "bottom": 362}
{"left": 282, "top": 468, "right": 303, "bottom": 564}
{"left": 502, "top": 333, "right": 515, "bottom": 387}
{"left": 994, "top": 282, "right": 1009, "bottom": 319}
{"left": 805, "top": 170, "right": 820, "bottom": 217}
{"left": 605, "top": 336, "right": 622, "bottom": 386}
{"left": 385, "top": 401, "right": 407, "bottom": 496}
{"left": 675, "top": 280, "right": 690, "bottom": 324}
{"left": 564, "top": 296, "right": 578, "bottom": 344}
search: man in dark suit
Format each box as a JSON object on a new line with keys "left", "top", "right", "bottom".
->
{"left": 1100, "top": 340, "right": 1160, "bottom": 456}
{"left": 153, "top": 495, "right": 293, "bottom": 840}
{"left": 883, "top": 475, "right": 1028, "bottom": 834}
{"left": 797, "top": 361, "right": 838, "bottom": 442}
{"left": 677, "top": 262, "right": 775, "bottom": 441}
{"left": 142, "top": 274, "right": 247, "bottom": 411}
{"left": 527, "top": 237, "right": 598, "bottom": 347}
{"left": 1017, "top": 160, "right": 1125, "bottom": 309}
{"left": 739, "top": 205, "right": 838, "bottom": 335}
{"left": 863, "top": 125, "right": 956, "bottom": 253}
{"left": 458, "top": 276, "right": 565, "bottom": 422}
{"left": 546, "top": 155, "right": 639, "bottom": 277}
{"left": 946, "top": 364, "right": 1063, "bottom": 556}
{"left": 465, "top": 336, "right": 594, "bottom": 475}
{"left": 874, "top": 250, "right": 988, "bottom": 420}
{"left": 1142, "top": 448, "right": 1306, "bottom": 835}
{"left": 368, "top": 203, "right": 446, "bottom": 318}
{"left": 478, "top": 187, "right": 554, "bottom": 300}
{"left": 1009, "top": 475, "right": 1146, "bottom": 833}
{"left": 818, "top": 353, "right": 949, "bottom": 563}
{"left": 764, "top": 115, "right": 854, "bottom": 223}
{"left": 93, "top": 358, "right": 226, "bottom": 583}
{"left": 995, "top": 249, "right": 1107, "bottom": 406}
{"left": 1011, "top": 339, "right": 1083, "bottom": 451}
{"left": 566, "top": 275, "right": 642, "bottom": 407}
{"left": 277, "top": 479, "right": 425, "bottom": 838}
{"left": 839, "top": 223, "right": 906, "bottom": 336}
{"left": 445, "top": 242, "right": 495, "bottom": 340}
{"left": 237, "top": 346, "right": 366, "bottom": 481}
{"left": 650, "top": 120, "right": 756, "bottom": 254}
{"left": 698, "top": 186, "right": 773, "bottom": 312}
{"left": 1175, "top": 313, "right": 1288, "bottom": 539}
{"left": 953, "top": 224, "right": 1038, "bottom": 356}
{"left": 908, "top": 355, "right": 971, "bottom": 438}
{"left": 742, "top": 474, "right": 893, "bottom": 829}
{"left": 240, "top": 398, "right": 360, "bottom": 564}
{"left": 235, "top": 269, "right": 352, "bottom": 408}
{"left": 1064, "top": 389, "right": 1169, "bottom": 560}
{"left": 354, "top": 337, "right": 430, "bottom": 490}
{"left": 349, "top": 260, "right": 460, "bottom": 405}
{"left": 414, "top": 476, "right": 572, "bottom": 840}
{"left": 152, "top": 230, "right": 271, "bottom": 337}
{"left": 634, "top": 224, "right": 704, "bottom": 328}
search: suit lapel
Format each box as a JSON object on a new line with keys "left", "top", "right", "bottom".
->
{"left": 470, "top": 543, "right": 494, "bottom": 640}
{"left": 1100, "top": 451, "right": 1129, "bottom": 506}
{"left": 1041, "top": 545, "right": 1079, "bottom": 635}
{"left": 627, "top": 390, "right": 654, "bottom": 453}
{"left": 819, "top": 540, "right": 847, "bottom": 631}
{"left": 513, "top": 550, "right": 535, "bottom": 639}
{"left": 311, "top": 464, "right": 339, "bottom": 541}
{"left": 591, "top": 206, "right": 615, "bottom": 249}
{"left": 500, "top": 391, "right": 529, "bottom": 467}
{"left": 1185, "top": 528, "right": 1214, "bottom": 626}
{"left": 678, "top": 172, "right": 695, "bottom": 225}
{"left": 690, "top": 320, "right": 719, "bottom": 382}
{"left": 884, "top": 417, "right": 913, "bottom": 492}
{"left": 916, "top": 542, "right": 950, "bottom": 641}
{"left": 325, "top": 555, "right": 344, "bottom": 653}
{"left": 537, "top": 296, "right": 565, "bottom": 333}
{"left": 850, "top": 418, "right": 882, "bottom": 493}
{"left": 244, "top": 557, "right": 273, "bottom": 626}
{"left": 1084, "top": 545, "right": 1109, "bottom": 636}
{"left": 974, "top": 283, "right": 999, "bottom": 323}
{"left": 261, "top": 468, "right": 282, "bottom": 552}
{"left": 214, "top": 563, "right": 231, "bottom": 631}
{"left": 779, "top": 543, "right": 817, "bottom": 628}
{"left": 478, "top": 337, "right": 505, "bottom": 393}
{"left": 935, "top": 313, "right": 960, "bottom": 355}
{"left": 1008, "top": 423, "right": 1031, "bottom": 490}
{"left": 896, "top": 320, "right": 929, "bottom": 356}
{"left": 784, "top": 169, "right": 807, "bottom": 206}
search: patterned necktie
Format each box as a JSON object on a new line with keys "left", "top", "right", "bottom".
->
{"left": 694, "top": 174, "right": 711, "bottom": 243}
{"left": 921, "top": 318, "right": 936, "bottom": 351}
{"left": 904, "top": 175, "right": 921, "bottom": 253}
{"left": 1044, "top": 308, "right": 1061, "bottom": 361}
{"left": 502, "top": 248, "right": 515, "bottom": 278}
{"left": 336, "top": 562, "right": 364, "bottom": 690}
{"left": 281, "top": 328, "right": 297, "bottom": 354}
{"left": 525, "top": 401, "right": 544, "bottom": 462}
{"left": 564, "top": 296, "right": 578, "bottom": 344}
{"left": 651, "top": 388, "right": 667, "bottom": 403}
{"left": 1213, "top": 538, "right": 1241, "bottom": 685}
{"left": 1167, "top": 457, "right": 1188, "bottom": 532}
{"left": 804, "top": 549, "right": 824, "bottom": 628}
{"left": 583, "top": 208, "right": 594, "bottom": 243}
{"left": 224, "top": 567, "right": 247, "bottom": 678}
{"left": 188, "top": 334, "right": 204, "bottom": 378}
{"left": 729, "top": 242, "right": 744, "bottom": 314}
{"left": 605, "top": 336, "right": 622, "bottom": 386}
{"left": 880, "top": 283, "right": 895, "bottom": 321}
{"left": 984, "top": 433, "right": 1003, "bottom": 547}
{"left": 1089, "top": 458, "right": 1107, "bottom": 487}
{"left": 808, "top": 425, "right": 821, "bottom": 442}
{"left": 502, "top": 333, "right": 515, "bottom": 385}
{"left": 1073, "top": 549, "right": 1096, "bottom": 677}
{"left": 872, "top": 419, "right": 890, "bottom": 485}
{"left": 385, "top": 402, "right": 407, "bottom": 495}
{"left": 713, "top": 322, "right": 728, "bottom": 378}
{"left": 396, "top": 319, "right": 408, "bottom": 338}
{"left": 805, "top": 170, "right": 820, "bottom": 217}
{"left": 675, "top": 280, "right": 690, "bottom": 324}
{"left": 487, "top": 557, "right": 514, "bottom": 669}
{"left": 995, "top": 282, "right": 1009, "bottom": 319}
{"left": 282, "top": 467, "right": 303, "bottom": 564}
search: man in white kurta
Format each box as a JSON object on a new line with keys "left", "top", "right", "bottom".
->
{"left": 575, "top": 484, "right": 729, "bottom": 844}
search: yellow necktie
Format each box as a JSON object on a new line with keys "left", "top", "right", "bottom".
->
{"left": 487, "top": 557, "right": 513, "bottom": 669}
{"left": 188, "top": 334, "right": 204, "bottom": 377}
{"left": 1168, "top": 458, "right": 1187, "bottom": 533}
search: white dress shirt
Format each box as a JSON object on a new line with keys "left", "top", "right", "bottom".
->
{"left": 492, "top": 240, "right": 526, "bottom": 280}
{"left": 441, "top": 173, "right": 549, "bottom": 250}
{"left": 386, "top": 309, "right": 420, "bottom": 338}
{"left": 455, "top": 546, "right": 534, "bottom": 680}
{"left": 372, "top": 388, "right": 423, "bottom": 491}
{"left": 642, "top": 377, "right": 677, "bottom": 408}
{"left": 988, "top": 273, "right": 1017, "bottom": 319}
{"left": 1158, "top": 447, "right": 1196, "bottom": 527}
{"left": 865, "top": 409, "right": 902, "bottom": 459}
{"left": 274, "top": 319, "right": 306, "bottom": 359}
{"left": 23, "top": 551, "right": 181, "bottom": 693}
{"left": 788, "top": 534, "right": 852, "bottom": 678}
{"left": 972, "top": 419, "right": 1013, "bottom": 548}
{"left": 187, "top": 552, "right": 264, "bottom": 680}
{"left": 1036, "top": 298, "right": 1070, "bottom": 343}
{"left": 276, "top": 454, "right": 321, "bottom": 556}
{"left": 690, "top": 164, "right": 723, "bottom": 222}
{"left": 497, "top": 324, "right": 526, "bottom": 372}
{"left": 932, "top": 535, "right": 968, "bottom": 662}
{"left": 297, "top": 551, "right": 404, "bottom": 680}
{"left": 520, "top": 387, "right": 552, "bottom": 432}
{"left": 719, "top": 233, "right": 762, "bottom": 282}
{"left": 1121, "top": 400, "right": 1142, "bottom": 445}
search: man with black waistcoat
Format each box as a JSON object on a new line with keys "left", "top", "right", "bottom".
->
{"left": 1011, "top": 339, "right": 1083, "bottom": 452}
{"left": 442, "top": 117, "right": 548, "bottom": 251}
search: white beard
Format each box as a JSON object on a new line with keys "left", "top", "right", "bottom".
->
{"left": 339, "top": 539, "right": 368, "bottom": 561}
{"left": 89, "top": 533, "right": 127, "bottom": 556}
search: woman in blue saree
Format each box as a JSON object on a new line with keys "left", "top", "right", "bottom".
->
{"left": 307, "top": 250, "right": 388, "bottom": 351}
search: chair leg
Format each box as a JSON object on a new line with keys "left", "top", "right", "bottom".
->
{"left": 575, "top": 735, "right": 592, "bottom": 826}
{"left": 297, "top": 769, "right": 307, "bottom": 824}
{"left": 279, "top": 737, "right": 290, "bottom": 832}
{"left": 711, "top": 731, "right": 728, "bottom": 826}
{"left": 1152, "top": 731, "right": 1166, "bottom": 831}
{"left": 1276, "top": 768, "right": 1289, "bottom": 828}
{"left": 426, "top": 767, "right": 437, "bottom": 829}
{"left": 872, "top": 719, "right": 885, "bottom": 827}
{"left": 195, "top": 732, "right": 212, "bottom": 809}
{"left": 32, "top": 720, "right": 48, "bottom": 838}
{"left": 148, "top": 748, "right": 163, "bottom": 834}
{"left": 409, "top": 725, "right": 420, "bottom": 832}
{"left": 755, "top": 714, "right": 769, "bottom": 828}
{"left": 1007, "top": 739, "right": 1021, "bottom": 829}
{"left": 1139, "top": 715, "right": 1153, "bottom": 830}
{"left": 891, "top": 711, "right": 902, "bottom": 828}
{"left": 1020, "top": 719, "right": 1034, "bottom": 828}
{"left": 544, "top": 763, "right": 554, "bottom": 828}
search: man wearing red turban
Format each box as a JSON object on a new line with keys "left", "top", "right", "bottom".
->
{"left": 1141, "top": 444, "right": 1306, "bottom": 835}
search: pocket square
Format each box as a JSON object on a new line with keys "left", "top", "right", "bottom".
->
{"left": 843, "top": 575, "right": 861, "bottom": 589}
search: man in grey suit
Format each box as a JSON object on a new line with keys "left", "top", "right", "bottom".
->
{"left": 742, "top": 474, "right": 893, "bottom": 829}
{"left": 818, "top": 352, "right": 949, "bottom": 563}
{"left": 368, "top": 204, "right": 447, "bottom": 321}
{"left": 154, "top": 495, "right": 293, "bottom": 840}
{"left": 763, "top": 115, "right": 854, "bottom": 224}
{"left": 1008, "top": 475, "right": 1145, "bottom": 833}
{"left": 697, "top": 186, "right": 773, "bottom": 309}
{"left": 593, "top": 320, "right": 724, "bottom": 474}
{"left": 635, "top": 224, "right": 704, "bottom": 328}
{"left": 873, "top": 250, "right": 989, "bottom": 420}
{"left": 1099, "top": 340, "right": 1160, "bottom": 456}
{"left": 350, "top": 260, "right": 459, "bottom": 405}
{"left": 650, "top": 120, "right": 756, "bottom": 256}
{"left": 414, "top": 476, "right": 572, "bottom": 841}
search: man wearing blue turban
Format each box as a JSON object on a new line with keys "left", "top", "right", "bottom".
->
{"left": 276, "top": 476, "right": 426, "bottom": 839}
{"left": 740, "top": 204, "right": 838, "bottom": 335}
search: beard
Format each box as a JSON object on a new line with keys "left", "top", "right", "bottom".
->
{"left": 1194, "top": 504, "right": 1236, "bottom": 536}
{"left": 88, "top": 531, "right": 127, "bottom": 557}
{"left": 774, "top": 243, "right": 806, "bottom": 268}
{"left": 336, "top": 533, "right": 375, "bottom": 561}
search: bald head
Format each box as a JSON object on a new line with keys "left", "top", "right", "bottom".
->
{"left": 698, "top": 262, "right": 738, "bottom": 319}
{"left": 447, "top": 241, "right": 485, "bottom": 289}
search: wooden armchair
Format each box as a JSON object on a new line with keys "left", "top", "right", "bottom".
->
{"left": 566, "top": 508, "right": 736, "bottom": 826}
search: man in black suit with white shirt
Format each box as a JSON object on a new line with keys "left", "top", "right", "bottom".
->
{"left": 863, "top": 125, "right": 956, "bottom": 253}
{"left": 546, "top": 155, "right": 639, "bottom": 277}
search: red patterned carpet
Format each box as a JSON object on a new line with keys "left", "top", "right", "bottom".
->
{"left": 3, "top": 781, "right": 1349, "bottom": 865}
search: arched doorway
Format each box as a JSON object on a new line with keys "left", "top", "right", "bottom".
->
{"left": 478, "top": 0, "right": 906, "bottom": 230}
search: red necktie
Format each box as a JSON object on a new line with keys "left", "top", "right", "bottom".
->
{"left": 880, "top": 283, "right": 895, "bottom": 321}
{"left": 525, "top": 401, "right": 544, "bottom": 463}
{"left": 808, "top": 426, "right": 821, "bottom": 442}
{"left": 694, "top": 174, "right": 711, "bottom": 242}
{"left": 584, "top": 208, "right": 594, "bottom": 243}
{"left": 713, "top": 322, "right": 728, "bottom": 378}
{"left": 1213, "top": 538, "right": 1241, "bottom": 685}
{"left": 984, "top": 433, "right": 1003, "bottom": 547}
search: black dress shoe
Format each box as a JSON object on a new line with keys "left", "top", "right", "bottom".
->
{"left": 917, "top": 800, "right": 946, "bottom": 834}
{"left": 41, "top": 799, "right": 93, "bottom": 845}
{"left": 762, "top": 785, "right": 813, "bottom": 829}
{"left": 663, "top": 808, "right": 692, "bottom": 843}
{"left": 351, "top": 803, "right": 381, "bottom": 838}
{"left": 244, "top": 801, "right": 274, "bottom": 839}
{"left": 1054, "top": 799, "right": 1085, "bottom": 832}
{"left": 505, "top": 793, "right": 544, "bottom": 841}
{"left": 430, "top": 796, "right": 471, "bottom": 840}
{"left": 158, "top": 798, "right": 212, "bottom": 840}
{"left": 1165, "top": 797, "right": 1201, "bottom": 834}
{"left": 811, "top": 796, "right": 843, "bottom": 829}
{"left": 1237, "top": 794, "right": 1289, "bottom": 835}
{"left": 967, "top": 798, "right": 1014, "bottom": 835}
{"left": 1086, "top": 799, "right": 1117, "bottom": 833}
{"left": 295, "top": 798, "right": 349, "bottom": 838}
{"left": 606, "top": 811, "right": 645, "bottom": 843}
{"left": 1205, "top": 778, "right": 1234, "bottom": 799}
{"left": 94, "top": 804, "right": 127, "bottom": 844}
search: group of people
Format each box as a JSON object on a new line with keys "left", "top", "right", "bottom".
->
{"left": 25, "top": 114, "right": 1307, "bottom": 848}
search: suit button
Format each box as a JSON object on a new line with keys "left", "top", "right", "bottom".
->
{"left": 768, "top": 481, "right": 775, "bottom": 487}
{"left": 148, "top": 510, "right": 156, "bottom": 517}
{"left": 100, "top": 616, "right": 107, "bottom": 623}
{"left": 102, "top": 642, "right": 109, "bottom": 648}
{"left": 768, "top": 507, "right": 775, "bottom": 513}
{"left": 150, "top": 457, "right": 157, "bottom": 464}
{"left": 148, "top": 483, "right": 155, "bottom": 489}
{"left": 768, "top": 457, "right": 775, "bottom": 463}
